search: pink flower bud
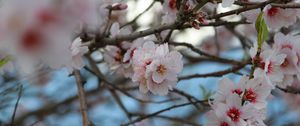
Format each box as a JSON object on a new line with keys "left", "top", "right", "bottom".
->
{"left": 111, "top": 3, "right": 128, "bottom": 10}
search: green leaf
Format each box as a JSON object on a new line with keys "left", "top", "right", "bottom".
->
{"left": 0, "top": 56, "right": 10, "bottom": 68}
{"left": 255, "top": 12, "right": 269, "bottom": 48}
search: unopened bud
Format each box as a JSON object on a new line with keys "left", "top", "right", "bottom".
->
{"left": 111, "top": 3, "right": 128, "bottom": 10}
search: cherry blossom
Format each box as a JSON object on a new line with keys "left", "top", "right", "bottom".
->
{"left": 206, "top": 74, "right": 273, "bottom": 126}
{"left": 263, "top": 5, "right": 298, "bottom": 30}
{"left": 242, "top": 77, "right": 272, "bottom": 109}
{"left": 131, "top": 41, "right": 183, "bottom": 95}
{"left": 66, "top": 38, "right": 89, "bottom": 72}
{"left": 103, "top": 43, "right": 132, "bottom": 77}
{"left": 145, "top": 45, "right": 183, "bottom": 95}
{"left": 250, "top": 47, "right": 286, "bottom": 87}
{"left": 131, "top": 41, "right": 157, "bottom": 87}
{"left": 213, "top": 77, "right": 245, "bottom": 103}
{"left": 205, "top": 110, "right": 233, "bottom": 126}
{"left": 213, "top": 94, "right": 261, "bottom": 126}
{"left": 243, "top": 4, "right": 299, "bottom": 30}
{"left": 214, "top": 76, "right": 272, "bottom": 109}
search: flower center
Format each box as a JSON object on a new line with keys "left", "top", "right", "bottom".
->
{"left": 114, "top": 51, "right": 122, "bottom": 62}
{"left": 227, "top": 107, "right": 241, "bottom": 122}
{"left": 145, "top": 60, "right": 152, "bottom": 65}
{"left": 21, "top": 29, "right": 43, "bottom": 51}
{"left": 37, "top": 9, "right": 57, "bottom": 25}
{"left": 156, "top": 64, "right": 167, "bottom": 75}
{"left": 281, "top": 58, "right": 289, "bottom": 68}
{"left": 267, "top": 7, "right": 279, "bottom": 17}
{"left": 130, "top": 48, "right": 136, "bottom": 58}
{"left": 232, "top": 89, "right": 243, "bottom": 95}
{"left": 220, "top": 122, "right": 229, "bottom": 126}
{"left": 282, "top": 44, "right": 293, "bottom": 50}
{"left": 168, "top": 0, "right": 177, "bottom": 10}
{"left": 243, "top": 89, "right": 257, "bottom": 103}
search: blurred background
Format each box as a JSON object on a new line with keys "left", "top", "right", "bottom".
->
{"left": 1, "top": 0, "right": 300, "bottom": 126}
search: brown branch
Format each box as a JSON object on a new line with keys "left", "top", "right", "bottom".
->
{"left": 131, "top": 113, "right": 203, "bottom": 126}
{"left": 208, "top": 0, "right": 275, "bottom": 19}
{"left": 121, "top": 100, "right": 206, "bottom": 126}
{"left": 271, "top": 3, "right": 300, "bottom": 8}
{"left": 89, "top": 20, "right": 249, "bottom": 48}
{"left": 14, "top": 88, "right": 101, "bottom": 125}
{"left": 74, "top": 70, "right": 91, "bottom": 126}
{"left": 171, "top": 89, "right": 208, "bottom": 110}
{"left": 10, "top": 85, "right": 23, "bottom": 126}
{"left": 277, "top": 86, "right": 300, "bottom": 95}
{"left": 179, "top": 61, "right": 249, "bottom": 80}
{"left": 183, "top": 54, "right": 244, "bottom": 65}
{"left": 121, "top": 0, "right": 156, "bottom": 28}
{"left": 168, "top": 41, "right": 246, "bottom": 65}
{"left": 109, "top": 89, "right": 133, "bottom": 122}
{"left": 84, "top": 57, "right": 180, "bottom": 104}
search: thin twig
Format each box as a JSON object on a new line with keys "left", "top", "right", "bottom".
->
{"left": 271, "top": 3, "right": 300, "bottom": 8}
{"left": 10, "top": 85, "right": 23, "bottom": 126}
{"left": 276, "top": 86, "right": 300, "bottom": 95}
{"left": 208, "top": 0, "right": 275, "bottom": 19}
{"left": 121, "top": 100, "right": 205, "bottom": 126}
{"left": 74, "top": 70, "right": 91, "bottom": 126}
{"left": 179, "top": 61, "right": 249, "bottom": 80}
{"left": 109, "top": 89, "right": 133, "bottom": 123}
{"left": 121, "top": 1, "right": 156, "bottom": 28}
{"left": 168, "top": 41, "right": 246, "bottom": 65}
{"left": 131, "top": 113, "right": 203, "bottom": 126}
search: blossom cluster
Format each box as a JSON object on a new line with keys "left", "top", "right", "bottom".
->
{"left": 0, "top": 0, "right": 127, "bottom": 74}
{"left": 203, "top": 31, "right": 300, "bottom": 126}
{"left": 250, "top": 32, "right": 300, "bottom": 89}
{"left": 204, "top": 30, "right": 300, "bottom": 125}
{"left": 162, "top": 0, "right": 208, "bottom": 29}
{"left": 223, "top": 0, "right": 300, "bottom": 30}
{"left": 104, "top": 32, "right": 183, "bottom": 95}
{"left": 205, "top": 76, "right": 273, "bottom": 126}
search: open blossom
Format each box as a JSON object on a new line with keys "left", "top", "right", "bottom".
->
{"left": 214, "top": 76, "right": 272, "bottom": 109}
{"left": 206, "top": 76, "right": 272, "bottom": 126}
{"left": 66, "top": 38, "right": 89, "bottom": 72}
{"left": 131, "top": 41, "right": 183, "bottom": 95}
{"left": 250, "top": 32, "right": 300, "bottom": 88}
{"left": 242, "top": 77, "right": 272, "bottom": 109}
{"left": 103, "top": 43, "right": 132, "bottom": 77}
{"left": 205, "top": 110, "right": 234, "bottom": 126}
{"left": 272, "top": 33, "right": 298, "bottom": 87}
{"left": 131, "top": 41, "right": 157, "bottom": 87}
{"left": 250, "top": 44, "right": 286, "bottom": 87}
{"left": 263, "top": 5, "right": 298, "bottom": 30}
{"left": 213, "top": 77, "right": 245, "bottom": 103}
{"left": 145, "top": 45, "right": 183, "bottom": 95}
{"left": 243, "top": 4, "right": 299, "bottom": 29}
{"left": 209, "top": 94, "right": 262, "bottom": 126}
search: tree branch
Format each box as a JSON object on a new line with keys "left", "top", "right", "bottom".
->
{"left": 74, "top": 70, "right": 91, "bottom": 126}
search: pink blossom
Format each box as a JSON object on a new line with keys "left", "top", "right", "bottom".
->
{"left": 214, "top": 94, "right": 259, "bottom": 126}
{"left": 131, "top": 41, "right": 183, "bottom": 95}
{"left": 264, "top": 5, "right": 298, "bottom": 30}
{"left": 66, "top": 38, "right": 89, "bottom": 72}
